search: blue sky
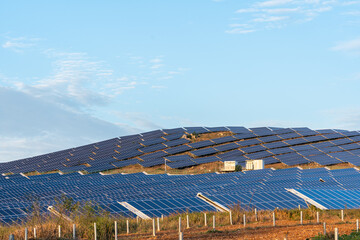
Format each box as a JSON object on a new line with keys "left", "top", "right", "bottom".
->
{"left": 1, "top": 0, "right": 360, "bottom": 161}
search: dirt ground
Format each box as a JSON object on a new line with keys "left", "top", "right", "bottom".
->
{"left": 118, "top": 219, "right": 359, "bottom": 239}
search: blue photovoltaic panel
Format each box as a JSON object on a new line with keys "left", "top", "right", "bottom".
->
{"left": 316, "top": 129, "right": 337, "bottom": 134}
{"left": 278, "top": 132, "right": 301, "bottom": 140}
{"left": 263, "top": 156, "right": 280, "bottom": 165}
{"left": 141, "top": 138, "right": 166, "bottom": 146}
{"left": 226, "top": 126, "right": 250, "bottom": 134}
{"left": 233, "top": 133, "right": 257, "bottom": 140}
{"left": 283, "top": 138, "right": 309, "bottom": 145}
{"left": 311, "top": 141, "right": 335, "bottom": 149}
{"left": 250, "top": 127, "right": 274, "bottom": 137}
{"left": 236, "top": 139, "right": 261, "bottom": 147}
{"left": 262, "top": 141, "right": 288, "bottom": 149}
{"left": 340, "top": 143, "right": 360, "bottom": 150}
{"left": 217, "top": 149, "right": 244, "bottom": 159}
{"left": 139, "top": 158, "right": 165, "bottom": 167}
{"left": 323, "top": 133, "right": 345, "bottom": 140}
{"left": 330, "top": 138, "right": 354, "bottom": 146}
{"left": 188, "top": 140, "right": 215, "bottom": 149}
{"left": 340, "top": 131, "right": 360, "bottom": 137}
{"left": 139, "top": 143, "right": 166, "bottom": 153}
{"left": 112, "top": 159, "right": 140, "bottom": 168}
{"left": 258, "top": 135, "right": 282, "bottom": 143}
{"left": 191, "top": 148, "right": 218, "bottom": 157}
{"left": 241, "top": 145, "right": 267, "bottom": 154}
{"left": 165, "top": 155, "right": 192, "bottom": 162}
{"left": 246, "top": 151, "right": 272, "bottom": 159}
{"left": 290, "top": 145, "right": 314, "bottom": 152}
{"left": 163, "top": 133, "right": 184, "bottom": 141}
{"left": 184, "top": 127, "right": 209, "bottom": 134}
{"left": 206, "top": 126, "right": 229, "bottom": 132}
{"left": 295, "top": 189, "right": 360, "bottom": 209}
{"left": 349, "top": 136, "right": 360, "bottom": 142}
{"left": 167, "top": 159, "right": 197, "bottom": 168}
{"left": 214, "top": 143, "right": 239, "bottom": 152}
{"left": 165, "top": 145, "right": 192, "bottom": 154}
{"left": 193, "top": 156, "right": 220, "bottom": 164}
{"left": 276, "top": 153, "right": 310, "bottom": 166}
{"left": 164, "top": 138, "right": 191, "bottom": 147}
{"left": 273, "top": 128, "right": 295, "bottom": 135}
{"left": 162, "top": 128, "right": 185, "bottom": 135}
{"left": 305, "top": 154, "right": 341, "bottom": 165}
{"left": 303, "top": 135, "right": 327, "bottom": 142}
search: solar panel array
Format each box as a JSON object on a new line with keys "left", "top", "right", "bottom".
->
{"left": 2, "top": 167, "right": 360, "bottom": 225}
{"left": 2, "top": 126, "right": 360, "bottom": 175}
{"left": 1, "top": 126, "right": 360, "bottom": 225}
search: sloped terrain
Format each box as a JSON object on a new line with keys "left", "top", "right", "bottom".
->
{"left": 2, "top": 126, "right": 360, "bottom": 174}
{"left": 2, "top": 126, "right": 360, "bottom": 226}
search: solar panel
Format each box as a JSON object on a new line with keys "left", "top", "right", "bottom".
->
{"left": 184, "top": 127, "right": 209, "bottom": 134}
{"left": 276, "top": 153, "right": 310, "bottom": 166}
{"left": 193, "top": 156, "right": 220, "bottom": 164}
{"left": 165, "top": 155, "right": 192, "bottom": 162}
{"left": 262, "top": 141, "right": 288, "bottom": 149}
{"left": 258, "top": 135, "right": 282, "bottom": 143}
{"left": 214, "top": 143, "right": 239, "bottom": 152}
{"left": 283, "top": 138, "right": 309, "bottom": 145}
{"left": 164, "top": 138, "right": 191, "bottom": 147}
{"left": 167, "top": 159, "right": 197, "bottom": 169}
{"left": 164, "top": 145, "right": 192, "bottom": 155}
{"left": 241, "top": 145, "right": 267, "bottom": 154}
{"left": 205, "top": 126, "right": 229, "bottom": 132}
{"left": 236, "top": 139, "right": 261, "bottom": 147}
{"left": 226, "top": 126, "right": 250, "bottom": 134}
{"left": 191, "top": 147, "right": 218, "bottom": 157}
{"left": 187, "top": 140, "right": 215, "bottom": 149}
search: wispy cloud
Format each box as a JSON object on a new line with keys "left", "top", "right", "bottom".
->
{"left": 256, "top": 0, "right": 294, "bottom": 7}
{"left": 225, "top": 24, "right": 256, "bottom": 34}
{"left": 2, "top": 37, "right": 41, "bottom": 52}
{"left": 331, "top": 37, "right": 360, "bottom": 54}
{"left": 15, "top": 50, "right": 113, "bottom": 109}
{"left": 115, "top": 112, "right": 162, "bottom": 130}
{"left": 323, "top": 108, "right": 360, "bottom": 130}
{"left": 252, "top": 15, "right": 289, "bottom": 22}
{"left": 226, "top": 0, "right": 337, "bottom": 34}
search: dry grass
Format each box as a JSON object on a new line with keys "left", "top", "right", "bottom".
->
{"left": 3, "top": 207, "right": 360, "bottom": 239}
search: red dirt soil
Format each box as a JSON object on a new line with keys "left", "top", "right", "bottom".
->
{"left": 119, "top": 219, "right": 359, "bottom": 239}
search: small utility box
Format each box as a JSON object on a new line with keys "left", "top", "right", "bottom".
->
{"left": 246, "top": 159, "right": 264, "bottom": 170}
{"left": 222, "top": 161, "right": 238, "bottom": 172}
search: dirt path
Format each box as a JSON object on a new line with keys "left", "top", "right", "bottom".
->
{"left": 119, "top": 219, "right": 359, "bottom": 239}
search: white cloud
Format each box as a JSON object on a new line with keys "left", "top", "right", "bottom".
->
{"left": 225, "top": 28, "right": 256, "bottom": 34}
{"left": 151, "top": 85, "right": 167, "bottom": 89}
{"left": 150, "top": 58, "right": 163, "bottom": 63}
{"left": 342, "top": 1, "right": 360, "bottom": 5}
{"left": 236, "top": 8, "right": 259, "bottom": 13}
{"left": 264, "top": 7, "right": 301, "bottom": 13}
{"left": 323, "top": 108, "right": 360, "bottom": 130}
{"left": 115, "top": 112, "right": 162, "bottom": 130}
{"left": 2, "top": 37, "right": 41, "bottom": 52}
{"left": 150, "top": 64, "right": 164, "bottom": 69}
{"left": 229, "top": 0, "right": 337, "bottom": 34}
{"left": 343, "top": 10, "right": 360, "bottom": 15}
{"left": 256, "top": 0, "right": 294, "bottom": 7}
{"left": 253, "top": 15, "right": 289, "bottom": 22}
{"left": 331, "top": 37, "right": 360, "bottom": 53}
